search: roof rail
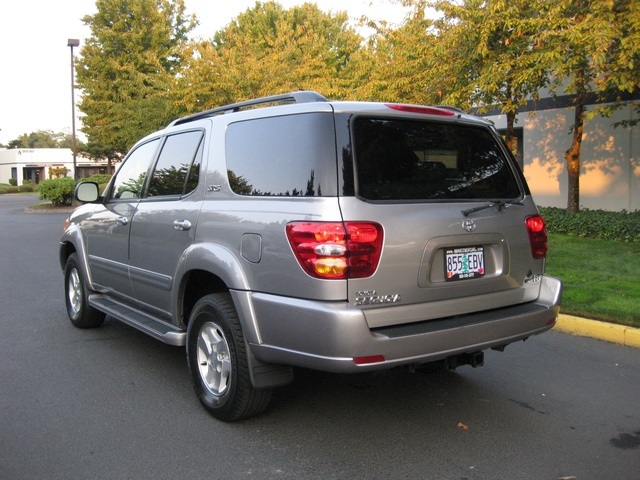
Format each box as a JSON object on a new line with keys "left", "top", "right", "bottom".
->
{"left": 168, "top": 90, "right": 328, "bottom": 127}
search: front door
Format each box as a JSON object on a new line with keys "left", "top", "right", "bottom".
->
{"left": 85, "top": 138, "right": 160, "bottom": 300}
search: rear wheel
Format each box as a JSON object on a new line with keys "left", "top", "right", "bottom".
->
{"left": 187, "top": 293, "right": 272, "bottom": 421}
{"left": 64, "top": 253, "right": 105, "bottom": 329}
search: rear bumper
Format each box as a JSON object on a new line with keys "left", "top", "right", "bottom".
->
{"left": 237, "top": 275, "right": 562, "bottom": 373}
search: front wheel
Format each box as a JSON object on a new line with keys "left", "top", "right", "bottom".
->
{"left": 64, "top": 253, "right": 105, "bottom": 329}
{"left": 187, "top": 293, "right": 272, "bottom": 421}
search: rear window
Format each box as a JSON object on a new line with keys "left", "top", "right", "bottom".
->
{"left": 353, "top": 118, "right": 521, "bottom": 201}
{"left": 226, "top": 113, "right": 337, "bottom": 197}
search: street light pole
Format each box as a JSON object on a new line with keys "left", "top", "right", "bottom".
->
{"left": 67, "top": 39, "right": 80, "bottom": 180}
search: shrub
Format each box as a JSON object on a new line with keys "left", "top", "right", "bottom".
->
{"left": 8, "top": 178, "right": 17, "bottom": 186}
{"left": 18, "top": 184, "right": 34, "bottom": 193}
{"left": 539, "top": 207, "right": 640, "bottom": 243}
{"left": 49, "top": 166, "right": 70, "bottom": 178}
{"left": 38, "top": 177, "right": 77, "bottom": 206}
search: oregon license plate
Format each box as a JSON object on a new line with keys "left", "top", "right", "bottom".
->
{"left": 445, "top": 246, "right": 485, "bottom": 281}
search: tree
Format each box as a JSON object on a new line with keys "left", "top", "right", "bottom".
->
{"left": 7, "top": 130, "right": 87, "bottom": 150}
{"left": 349, "top": 4, "right": 441, "bottom": 104}
{"left": 76, "top": 0, "right": 195, "bottom": 154}
{"left": 539, "top": 0, "right": 640, "bottom": 213}
{"left": 381, "top": 0, "right": 638, "bottom": 214}
{"left": 605, "top": 0, "right": 640, "bottom": 126}
{"left": 354, "top": 0, "right": 550, "bottom": 153}
{"left": 174, "top": 1, "right": 362, "bottom": 112}
{"left": 80, "top": 142, "right": 123, "bottom": 174}
{"left": 420, "top": 0, "right": 550, "bottom": 152}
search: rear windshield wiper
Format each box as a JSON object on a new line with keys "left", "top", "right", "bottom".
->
{"left": 462, "top": 200, "right": 524, "bottom": 217}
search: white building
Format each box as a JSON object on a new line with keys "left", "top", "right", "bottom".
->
{"left": 0, "top": 148, "right": 110, "bottom": 184}
{"left": 484, "top": 97, "right": 639, "bottom": 212}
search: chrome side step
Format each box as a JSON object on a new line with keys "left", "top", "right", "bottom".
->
{"left": 88, "top": 294, "right": 186, "bottom": 346}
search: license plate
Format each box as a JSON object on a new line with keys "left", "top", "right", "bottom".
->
{"left": 445, "top": 246, "right": 485, "bottom": 281}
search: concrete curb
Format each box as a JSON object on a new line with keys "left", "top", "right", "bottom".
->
{"left": 555, "top": 314, "right": 640, "bottom": 349}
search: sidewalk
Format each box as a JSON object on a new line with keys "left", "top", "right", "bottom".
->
{"left": 555, "top": 314, "right": 640, "bottom": 348}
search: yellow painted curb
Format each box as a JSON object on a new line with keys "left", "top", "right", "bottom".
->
{"left": 626, "top": 328, "right": 640, "bottom": 349}
{"left": 555, "top": 314, "right": 640, "bottom": 348}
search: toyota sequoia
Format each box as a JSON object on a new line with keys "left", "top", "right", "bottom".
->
{"left": 61, "top": 91, "right": 562, "bottom": 421}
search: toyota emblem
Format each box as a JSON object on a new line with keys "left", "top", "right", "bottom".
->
{"left": 462, "top": 219, "right": 476, "bottom": 232}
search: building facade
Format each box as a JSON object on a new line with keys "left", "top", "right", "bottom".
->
{"left": 0, "top": 148, "right": 110, "bottom": 184}
{"left": 484, "top": 98, "right": 639, "bottom": 212}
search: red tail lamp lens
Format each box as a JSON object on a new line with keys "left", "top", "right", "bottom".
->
{"left": 286, "top": 222, "right": 383, "bottom": 279}
{"left": 353, "top": 355, "right": 385, "bottom": 365}
{"left": 526, "top": 215, "right": 549, "bottom": 259}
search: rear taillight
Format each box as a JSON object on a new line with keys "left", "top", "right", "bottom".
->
{"left": 286, "top": 222, "right": 383, "bottom": 279}
{"left": 526, "top": 215, "right": 548, "bottom": 259}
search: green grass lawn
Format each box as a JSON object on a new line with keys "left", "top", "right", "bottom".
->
{"left": 545, "top": 234, "right": 640, "bottom": 328}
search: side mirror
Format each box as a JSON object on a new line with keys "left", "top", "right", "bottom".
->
{"left": 75, "top": 181, "right": 100, "bottom": 203}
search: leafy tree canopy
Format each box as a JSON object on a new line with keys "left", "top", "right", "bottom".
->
{"left": 72, "top": 0, "right": 637, "bottom": 214}
{"left": 7, "top": 130, "right": 86, "bottom": 150}
{"left": 349, "top": 4, "right": 439, "bottom": 104}
{"left": 369, "top": 0, "right": 638, "bottom": 212}
{"left": 528, "top": 0, "right": 640, "bottom": 212}
{"left": 174, "top": 1, "right": 362, "bottom": 112}
{"left": 76, "top": 0, "right": 196, "bottom": 154}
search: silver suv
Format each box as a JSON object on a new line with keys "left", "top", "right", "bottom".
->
{"left": 61, "top": 91, "right": 562, "bottom": 421}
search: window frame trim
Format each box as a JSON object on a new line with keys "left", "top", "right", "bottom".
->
{"left": 105, "top": 137, "right": 162, "bottom": 203}
{"left": 141, "top": 128, "right": 206, "bottom": 201}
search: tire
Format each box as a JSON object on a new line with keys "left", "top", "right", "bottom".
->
{"left": 64, "top": 253, "right": 105, "bottom": 329}
{"left": 187, "top": 293, "right": 273, "bottom": 421}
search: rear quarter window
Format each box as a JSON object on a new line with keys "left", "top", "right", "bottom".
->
{"left": 353, "top": 118, "right": 521, "bottom": 201}
{"left": 225, "top": 113, "right": 338, "bottom": 197}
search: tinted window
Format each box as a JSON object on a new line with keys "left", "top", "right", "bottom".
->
{"left": 147, "top": 130, "right": 203, "bottom": 197}
{"left": 353, "top": 118, "right": 521, "bottom": 201}
{"left": 226, "top": 113, "right": 337, "bottom": 197}
{"left": 110, "top": 139, "right": 159, "bottom": 200}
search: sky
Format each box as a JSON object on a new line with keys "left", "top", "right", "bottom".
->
{"left": 0, "top": 0, "right": 407, "bottom": 146}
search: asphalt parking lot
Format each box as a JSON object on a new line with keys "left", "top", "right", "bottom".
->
{"left": 1, "top": 194, "right": 639, "bottom": 480}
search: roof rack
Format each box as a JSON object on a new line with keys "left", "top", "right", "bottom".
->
{"left": 168, "top": 90, "right": 328, "bottom": 127}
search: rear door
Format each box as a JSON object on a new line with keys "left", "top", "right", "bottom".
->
{"left": 128, "top": 129, "right": 205, "bottom": 318}
{"left": 342, "top": 112, "right": 543, "bottom": 328}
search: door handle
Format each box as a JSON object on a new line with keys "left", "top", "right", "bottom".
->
{"left": 116, "top": 216, "right": 129, "bottom": 226}
{"left": 173, "top": 219, "right": 192, "bottom": 231}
